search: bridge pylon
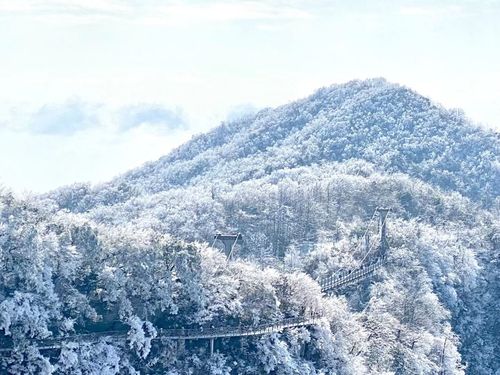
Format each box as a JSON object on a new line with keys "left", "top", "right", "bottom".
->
{"left": 376, "top": 207, "right": 390, "bottom": 257}
{"left": 214, "top": 233, "right": 243, "bottom": 261}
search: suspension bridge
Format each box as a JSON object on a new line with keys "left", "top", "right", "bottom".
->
{"left": 0, "top": 209, "right": 390, "bottom": 357}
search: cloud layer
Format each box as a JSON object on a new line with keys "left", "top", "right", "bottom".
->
{"left": 0, "top": 100, "right": 187, "bottom": 136}
{"left": 0, "top": 0, "right": 314, "bottom": 25}
{"left": 29, "top": 99, "right": 100, "bottom": 135}
{"left": 118, "top": 104, "right": 186, "bottom": 133}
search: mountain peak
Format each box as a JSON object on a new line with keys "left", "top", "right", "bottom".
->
{"left": 52, "top": 80, "right": 499, "bottom": 211}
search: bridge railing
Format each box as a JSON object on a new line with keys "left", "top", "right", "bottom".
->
{"left": 320, "top": 257, "right": 386, "bottom": 293}
{"left": 0, "top": 314, "right": 324, "bottom": 353}
{"left": 157, "top": 313, "right": 323, "bottom": 339}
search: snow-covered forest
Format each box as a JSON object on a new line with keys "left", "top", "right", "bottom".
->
{"left": 1, "top": 79, "right": 499, "bottom": 374}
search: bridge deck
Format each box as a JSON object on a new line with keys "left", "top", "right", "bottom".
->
{"left": 0, "top": 317, "right": 322, "bottom": 353}
{"left": 320, "top": 259, "right": 385, "bottom": 293}
{"left": 0, "top": 259, "right": 385, "bottom": 354}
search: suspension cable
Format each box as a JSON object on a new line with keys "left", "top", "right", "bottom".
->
{"left": 359, "top": 213, "right": 388, "bottom": 265}
{"left": 226, "top": 233, "right": 240, "bottom": 262}
{"left": 350, "top": 211, "right": 377, "bottom": 257}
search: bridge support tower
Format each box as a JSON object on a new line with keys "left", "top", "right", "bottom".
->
{"left": 214, "top": 233, "right": 243, "bottom": 260}
{"left": 377, "top": 208, "right": 390, "bottom": 257}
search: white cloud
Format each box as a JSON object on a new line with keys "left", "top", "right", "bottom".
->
{"left": 0, "top": 0, "right": 129, "bottom": 15}
{"left": 117, "top": 104, "right": 187, "bottom": 133}
{"left": 147, "top": 1, "right": 312, "bottom": 25}
{"left": 399, "top": 4, "right": 464, "bottom": 17}
{"left": 0, "top": 0, "right": 313, "bottom": 25}
{"left": 0, "top": 99, "right": 99, "bottom": 135}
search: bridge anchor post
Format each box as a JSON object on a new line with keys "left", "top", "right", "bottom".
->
{"left": 299, "top": 341, "right": 306, "bottom": 357}
{"left": 209, "top": 338, "right": 215, "bottom": 356}
{"left": 177, "top": 338, "right": 185, "bottom": 356}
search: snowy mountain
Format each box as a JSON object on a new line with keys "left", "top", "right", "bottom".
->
{"left": 50, "top": 78, "right": 498, "bottom": 213}
{"left": 1, "top": 79, "right": 499, "bottom": 374}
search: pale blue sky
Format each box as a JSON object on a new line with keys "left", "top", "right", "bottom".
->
{"left": 0, "top": 0, "right": 499, "bottom": 193}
